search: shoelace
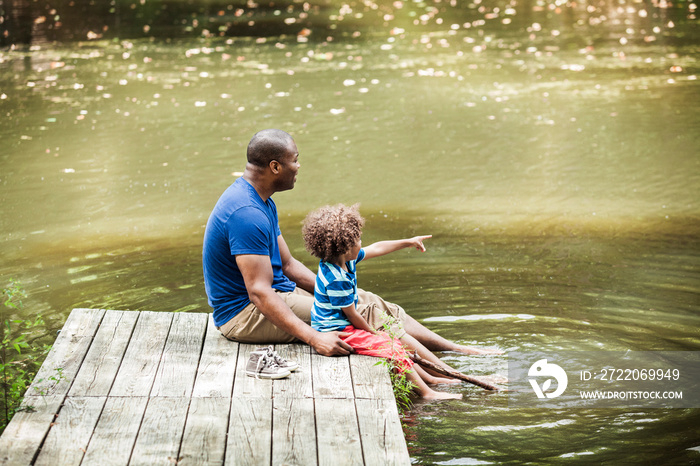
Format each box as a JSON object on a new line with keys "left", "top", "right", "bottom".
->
{"left": 254, "top": 353, "right": 282, "bottom": 380}
{"left": 265, "top": 346, "right": 289, "bottom": 367}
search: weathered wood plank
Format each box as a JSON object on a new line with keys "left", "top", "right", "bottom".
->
{"left": 355, "top": 399, "right": 411, "bottom": 466}
{"left": 81, "top": 397, "right": 149, "bottom": 466}
{"left": 272, "top": 397, "right": 317, "bottom": 466}
{"left": 59, "top": 308, "right": 106, "bottom": 338}
{"left": 151, "top": 312, "right": 208, "bottom": 397}
{"left": 273, "top": 343, "right": 313, "bottom": 399}
{"left": 34, "top": 396, "right": 107, "bottom": 466}
{"left": 350, "top": 354, "right": 394, "bottom": 400}
{"left": 315, "top": 398, "right": 364, "bottom": 466}
{"left": 69, "top": 311, "right": 139, "bottom": 396}
{"left": 109, "top": 311, "right": 173, "bottom": 397}
{"left": 227, "top": 397, "right": 272, "bottom": 466}
{"left": 130, "top": 397, "right": 190, "bottom": 465}
{"left": 311, "top": 350, "right": 354, "bottom": 399}
{"left": 178, "top": 397, "right": 230, "bottom": 466}
{"left": 191, "top": 315, "right": 238, "bottom": 398}
{"left": 0, "top": 395, "right": 63, "bottom": 466}
{"left": 28, "top": 308, "right": 105, "bottom": 397}
{"left": 232, "top": 344, "right": 273, "bottom": 398}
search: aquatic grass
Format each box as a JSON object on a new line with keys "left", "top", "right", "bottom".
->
{"left": 0, "top": 280, "right": 51, "bottom": 433}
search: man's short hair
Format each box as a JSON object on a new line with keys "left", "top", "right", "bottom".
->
{"left": 247, "top": 129, "right": 294, "bottom": 167}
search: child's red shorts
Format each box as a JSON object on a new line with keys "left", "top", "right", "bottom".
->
{"left": 340, "top": 325, "right": 414, "bottom": 373}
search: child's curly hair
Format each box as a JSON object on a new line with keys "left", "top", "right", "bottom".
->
{"left": 302, "top": 203, "right": 365, "bottom": 263}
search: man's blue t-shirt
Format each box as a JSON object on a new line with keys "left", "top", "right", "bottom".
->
{"left": 202, "top": 177, "right": 296, "bottom": 327}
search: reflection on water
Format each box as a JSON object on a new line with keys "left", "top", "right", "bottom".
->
{"left": 1, "top": 3, "right": 699, "bottom": 463}
{"left": 2, "top": 0, "right": 696, "bottom": 46}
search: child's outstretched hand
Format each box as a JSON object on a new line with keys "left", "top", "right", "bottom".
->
{"left": 364, "top": 235, "right": 433, "bottom": 259}
{"left": 409, "top": 235, "right": 432, "bottom": 252}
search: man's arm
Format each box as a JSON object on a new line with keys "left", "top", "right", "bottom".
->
{"left": 278, "top": 234, "right": 316, "bottom": 293}
{"left": 236, "top": 253, "right": 353, "bottom": 356}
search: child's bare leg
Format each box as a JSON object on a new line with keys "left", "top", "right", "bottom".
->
{"left": 414, "top": 364, "right": 459, "bottom": 385}
{"left": 405, "top": 369, "right": 462, "bottom": 400}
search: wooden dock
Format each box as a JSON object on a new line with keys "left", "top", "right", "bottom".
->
{"left": 0, "top": 309, "right": 410, "bottom": 465}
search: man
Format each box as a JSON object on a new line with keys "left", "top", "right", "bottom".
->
{"left": 203, "top": 129, "right": 499, "bottom": 357}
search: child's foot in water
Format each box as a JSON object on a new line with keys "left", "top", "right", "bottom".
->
{"left": 423, "top": 390, "right": 463, "bottom": 400}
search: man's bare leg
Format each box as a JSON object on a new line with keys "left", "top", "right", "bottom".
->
{"left": 402, "top": 314, "right": 503, "bottom": 355}
{"left": 400, "top": 333, "right": 460, "bottom": 374}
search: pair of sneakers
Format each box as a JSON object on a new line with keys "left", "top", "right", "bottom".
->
{"left": 245, "top": 345, "right": 299, "bottom": 379}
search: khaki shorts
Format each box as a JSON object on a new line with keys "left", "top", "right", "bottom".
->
{"left": 218, "top": 287, "right": 407, "bottom": 344}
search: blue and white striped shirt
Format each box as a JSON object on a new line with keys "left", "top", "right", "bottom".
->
{"left": 311, "top": 249, "right": 366, "bottom": 332}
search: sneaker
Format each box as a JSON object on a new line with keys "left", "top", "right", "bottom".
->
{"left": 257, "top": 345, "right": 300, "bottom": 372}
{"left": 245, "top": 351, "right": 291, "bottom": 379}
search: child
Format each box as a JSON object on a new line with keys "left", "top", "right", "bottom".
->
{"left": 302, "top": 203, "right": 462, "bottom": 400}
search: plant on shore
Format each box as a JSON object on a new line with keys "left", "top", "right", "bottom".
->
{"left": 1, "top": 280, "right": 51, "bottom": 433}
{"left": 382, "top": 358, "right": 416, "bottom": 415}
{"left": 375, "top": 313, "right": 416, "bottom": 416}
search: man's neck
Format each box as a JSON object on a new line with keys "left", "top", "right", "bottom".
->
{"left": 243, "top": 165, "right": 273, "bottom": 201}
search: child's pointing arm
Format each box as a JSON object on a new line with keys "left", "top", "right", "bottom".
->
{"left": 362, "top": 235, "right": 432, "bottom": 260}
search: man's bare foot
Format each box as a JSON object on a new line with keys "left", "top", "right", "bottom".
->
{"left": 423, "top": 390, "right": 463, "bottom": 400}
{"left": 474, "top": 374, "right": 509, "bottom": 384}
{"left": 456, "top": 345, "right": 504, "bottom": 355}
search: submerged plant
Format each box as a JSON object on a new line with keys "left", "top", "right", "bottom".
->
{"left": 1, "top": 280, "right": 51, "bottom": 433}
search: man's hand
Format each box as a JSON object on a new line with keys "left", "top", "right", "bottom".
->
{"left": 310, "top": 331, "right": 354, "bottom": 356}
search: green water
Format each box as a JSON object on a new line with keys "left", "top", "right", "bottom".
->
{"left": 2, "top": 3, "right": 700, "bottom": 463}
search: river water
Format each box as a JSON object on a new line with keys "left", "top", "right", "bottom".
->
{"left": 1, "top": 2, "right": 699, "bottom": 463}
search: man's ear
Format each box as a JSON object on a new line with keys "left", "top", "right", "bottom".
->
{"left": 269, "top": 160, "right": 281, "bottom": 174}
